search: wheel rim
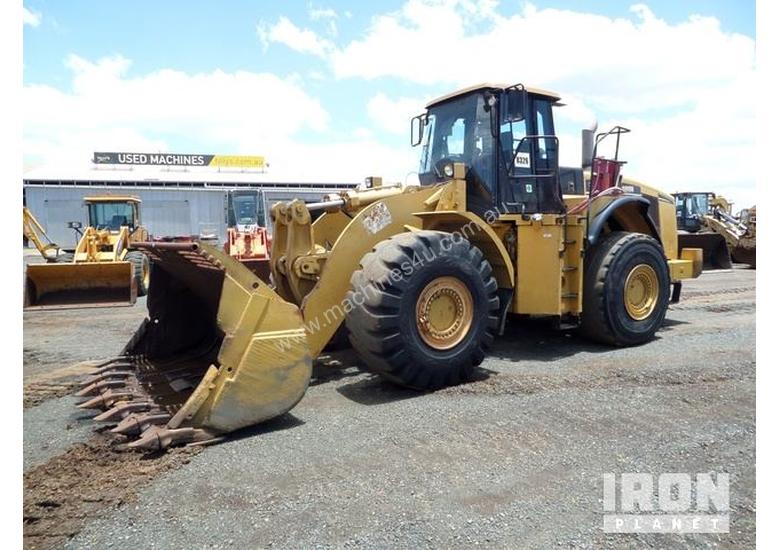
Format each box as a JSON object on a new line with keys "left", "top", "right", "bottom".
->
{"left": 623, "top": 264, "right": 659, "bottom": 321}
{"left": 415, "top": 276, "right": 473, "bottom": 350}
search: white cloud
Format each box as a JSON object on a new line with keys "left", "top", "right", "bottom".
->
{"left": 330, "top": 1, "right": 753, "bottom": 110}
{"left": 257, "top": 16, "right": 333, "bottom": 57}
{"left": 267, "top": 0, "right": 755, "bottom": 207}
{"left": 24, "top": 55, "right": 329, "bottom": 165}
{"left": 234, "top": 135, "right": 418, "bottom": 183}
{"left": 367, "top": 93, "right": 426, "bottom": 135}
{"left": 23, "top": 55, "right": 421, "bottom": 185}
{"left": 23, "top": 6, "right": 41, "bottom": 27}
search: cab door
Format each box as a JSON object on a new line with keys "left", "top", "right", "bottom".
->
{"left": 498, "top": 95, "right": 564, "bottom": 214}
{"left": 529, "top": 97, "right": 564, "bottom": 213}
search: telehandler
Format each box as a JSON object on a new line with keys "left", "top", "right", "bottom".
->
{"left": 75, "top": 83, "right": 702, "bottom": 450}
{"left": 25, "top": 195, "right": 151, "bottom": 309}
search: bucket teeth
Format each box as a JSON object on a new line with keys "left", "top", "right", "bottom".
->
{"left": 93, "top": 400, "right": 153, "bottom": 422}
{"left": 76, "top": 390, "right": 134, "bottom": 410}
{"left": 127, "top": 426, "right": 195, "bottom": 451}
{"left": 111, "top": 412, "right": 171, "bottom": 436}
{"left": 75, "top": 379, "right": 127, "bottom": 397}
{"left": 127, "top": 426, "right": 216, "bottom": 451}
{"left": 91, "top": 362, "right": 134, "bottom": 376}
{"left": 80, "top": 370, "right": 133, "bottom": 387}
{"left": 86, "top": 357, "right": 126, "bottom": 369}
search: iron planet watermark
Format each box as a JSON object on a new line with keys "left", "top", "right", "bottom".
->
{"left": 602, "top": 473, "right": 730, "bottom": 534}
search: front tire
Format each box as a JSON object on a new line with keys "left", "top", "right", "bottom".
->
{"left": 345, "top": 231, "right": 499, "bottom": 389}
{"left": 126, "top": 250, "right": 150, "bottom": 297}
{"left": 581, "top": 231, "right": 670, "bottom": 346}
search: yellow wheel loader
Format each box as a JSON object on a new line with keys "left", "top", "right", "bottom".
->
{"left": 75, "top": 83, "right": 702, "bottom": 450}
{"left": 25, "top": 196, "right": 151, "bottom": 309}
{"left": 674, "top": 192, "right": 756, "bottom": 269}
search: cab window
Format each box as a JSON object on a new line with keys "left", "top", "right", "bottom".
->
{"left": 88, "top": 202, "right": 135, "bottom": 230}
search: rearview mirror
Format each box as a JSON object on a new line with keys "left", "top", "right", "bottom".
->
{"left": 410, "top": 113, "right": 426, "bottom": 147}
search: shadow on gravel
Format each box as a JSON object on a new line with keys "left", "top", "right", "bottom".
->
{"left": 335, "top": 362, "right": 496, "bottom": 406}
{"left": 223, "top": 413, "right": 306, "bottom": 443}
{"left": 491, "top": 316, "right": 613, "bottom": 362}
{"left": 336, "top": 376, "right": 423, "bottom": 405}
{"left": 309, "top": 349, "right": 364, "bottom": 386}
{"left": 658, "top": 318, "right": 689, "bottom": 331}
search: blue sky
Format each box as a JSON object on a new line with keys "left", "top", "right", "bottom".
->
{"left": 23, "top": 1, "right": 756, "bottom": 207}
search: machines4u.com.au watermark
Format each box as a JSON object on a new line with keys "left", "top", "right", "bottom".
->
{"left": 602, "top": 473, "right": 730, "bottom": 533}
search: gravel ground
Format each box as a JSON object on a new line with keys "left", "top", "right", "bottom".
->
{"left": 23, "top": 396, "right": 98, "bottom": 472}
{"left": 23, "top": 262, "right": 756, "bottom": 549}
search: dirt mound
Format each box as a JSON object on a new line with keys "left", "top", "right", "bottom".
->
{"left": 23, "top": 434, "right": 200, "bottom": 549}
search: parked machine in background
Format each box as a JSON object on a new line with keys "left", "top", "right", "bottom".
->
{"left": 25, "top": 195, "right": 151, "bottom": 309}
{"left": 75, "top": 83, "right": 702, "bottom": 450}
{"left": 224, "top": 189, "right": 272, "bottom": 281}
{"left": 674, "top": 192, "right": 756, "bottom": 269}
{"left": 23, "top": 206, "right": 66, "bottom": 262}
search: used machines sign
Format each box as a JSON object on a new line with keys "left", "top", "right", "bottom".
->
{"left": 93, "top": 152, "right": 265, "bottom": 168}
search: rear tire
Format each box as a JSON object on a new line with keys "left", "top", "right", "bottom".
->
{"left": 126, "top": 250, "right": 150, "bottom": 297}
{"left": 345, "top": 231, "right": 499, "bottom": 389}
{"left": 581, "top": 231, "right": 670, "bottom": 346}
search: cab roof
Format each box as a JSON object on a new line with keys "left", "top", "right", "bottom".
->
{"left": 83, "top": 195, "right": 141, "bottom": 203}
{"left": 425, "top": 82, "right": 562, "bottom": 109}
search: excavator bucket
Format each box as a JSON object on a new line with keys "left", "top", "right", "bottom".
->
{"left": 24, "top": 261, "right": 136, "bottom": 310}
{"left": 678, "top": 233, "right": 732, "bottom": 270}
{"left": 75, "top": 242, "right": 312, "bottom": 450}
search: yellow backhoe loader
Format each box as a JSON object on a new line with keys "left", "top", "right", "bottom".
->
{"left": 25, "top": 196, "right": 151, "bottom": 309}
{"left": 23, "top": 206, "right": 66, "bottom": 262}
{"left": 75, "top": 83, "right": 702, "bottom": 450}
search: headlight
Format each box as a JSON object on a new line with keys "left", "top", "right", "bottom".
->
{"left": 443, "top": 163, "right": 454, "bottom": 178}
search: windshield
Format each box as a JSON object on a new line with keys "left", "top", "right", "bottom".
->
{"left": 418, "top": 93, "right": 494, "bottom": 191}
{"left": 677, "top": 194, "right": 709, "bottom": 218}
{"left": 88, "top": 202, "right": 135, "bottom": 230}
{"left": 232, "top": 194, "right": 259, "bottom": 225}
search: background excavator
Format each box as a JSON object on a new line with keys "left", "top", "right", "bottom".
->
{"left": 74, "top": 83, "right": 702, "bottom": 450}
{"left": 674, "top": 192, "right": 756, "bottom": 269}
{"left": 25, "top": 195, "right": 151, "bottom": 309}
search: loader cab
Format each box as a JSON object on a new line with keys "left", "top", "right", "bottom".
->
{"left": 227, "top": 190, "right": 265, "bottom": 231}
{"left": 413, "top": 83, "right": 565, "bottom": 217}
{"left": 674, "top": 192, "right": 712, "bottom": 233}
{"left": 85, "top": 196, "right": 141, "bottom": 232}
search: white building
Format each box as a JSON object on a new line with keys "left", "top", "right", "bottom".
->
{"left": 23, "top": 163, "right": 356, "bottom": 247}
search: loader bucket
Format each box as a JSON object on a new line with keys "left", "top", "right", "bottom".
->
{"left": 24, "top": 261, "right": 136, "bottom": 310}
{"left": 238, "top": 258, "right": 272, "bottom": 283}
{"left": 678, "top": 233, "right": 732, "bottom": 270}
{"left": 75, "top": 242, "right": 312, "bottom": 450}
{"left": 731, "top": 243, "right": 756, "bottom": 269}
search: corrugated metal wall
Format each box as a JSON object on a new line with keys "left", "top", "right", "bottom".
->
{"left": 24, "top": 186, "right": 347, "bottom": 248}
{"left": 25, "top": 186, "right": 228, "bottom": 247}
